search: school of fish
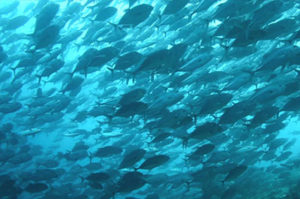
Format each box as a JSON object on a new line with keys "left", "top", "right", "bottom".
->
{"left": 0, "top": 0, "right": 300, "bottom": 198}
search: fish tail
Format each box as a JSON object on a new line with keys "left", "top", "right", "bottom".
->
{"left": 79, "top": 176, "right": 85, "bottom": 183}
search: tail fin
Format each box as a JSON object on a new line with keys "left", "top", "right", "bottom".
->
{"left": 80, "top": 176, "right": 85, "bottom": 183}
{"left": 221, "top": 180, "right": 225, "bottom": 186}
{"left": 73, "top": 42, "right": 81, "bottom": 51}
{"left": 10, "top": 66, "right": 17, "bottom": 77}
{"left": 36, "top": 74, "right": 42, "bottom": 85}
{"left": 219, "top": 41, "right": 230, "bottom": 62}
{"left": 107, "top": 67, "right": 114, "bottom": 75}
{"left": 294, "top": 69, "right": 300, "bottom": 77}
{"left": 88, "top": 152, "right": 93, "bottom": 163}
{"left": 181, "top": 137, "right": 189, "bottom": 149}
{"left": 241, "top": 68, "right": 255, "bottom": 79}
{"left": 107, "top": 22, "right": 123, "bottom": 31}
{"left": 65, "top": 71, "right": 75, "bottom": 78}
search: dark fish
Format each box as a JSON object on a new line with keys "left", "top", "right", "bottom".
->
{"left": 0, "top": 92, "right": 12, "bottom": 105}
{"left": 146, "top": 193, "right": 160, "bottom": 199}
{"left": 3, "top": 16, "right": 29, "bottom": 30}
{"left": 194, "top": 0, "right": 215, "bottom": 12}
{"left": 139, "top": 155, "right": 169, "bottom": 170}
{"left": 119, "top": 149, "right": 146, "bottom": 169}
{"left": 0, "top": 46, "right": 7, "bottom": 63}
{"left": 263, "top": 18, "right": 297, "bottom": 39}
{"left": 282, "top": 96, "right": 300, "bottom": 112}
{"left": 119, "top": 88, "right": 146, "bottom": 106}
{"left": 74, "top": 47, "right": 119, "bottom": 76}
{"left": 118, "top": 172, "right": 146, "bottom": 193}
{"left": 250, "top": 1, "right": 284, "bottom": 29}
{"left": 276, "top": 151, "right": 292, "bottom": 162}
{"left": 72, "top": 141, "right": 89, "bottom": 152}
{"left": 190, "top": 122, "right": 224, "bottom": 140}
{"left": 221, "top": 186, "right": 237, "bottom": 199}
{"left": 25, "top": 183, "right": 48, "bottom": 193}
{"left": 135, "top": 49, "right": 170, "bottom": 73}
{"left": 189, "top": 144, "right": 215, "bottom": 160}
{"left": 33, "top": 24, "right": 61, "bottom": 50}
{"left": 162, "top": 0, "right": 189, "bottom": 15}
{"left": 94, "top": 146, "right": 123, "bottom": 157}
{"left": 113, "top": 51, "right": 143, "bottom": 71}
{"left": 199, "top": 93, "right": 233, "bottom": 115}
{"left": 85, "top": 172, "right": 110, "bottom": 182}
{"left": 0, "top": 102, "right": 22, "bottom": 114}
{"left": 36, "top": 58, "right": 64, "bottom": 83}
{"left": 257, "top": 45, "right": 300, "bottom": 72}
{"left": 219, "top": 100, "right": 256, "bottom": 124}
{"left": 115, "top": 101, "right": 148, "bottom": 117}
{"left": 34, "top": 3, "right": 60, "bottom": 34}
{"left": 8, "top": 152, "right": 32, "bottom": 164}
{"left": 61, "top": 76, "right": 84, "bottom": 94}
{"left": 72, "top": 110, "right": 88, "bottom": 122}
{"left": 94, "top": 7, "right": 117, "bottom": 21}
{"left": 88, "top": 181, "right": 103, "bottom": 189}
{"left": 39, "top": 159, "right": 59, "bottom": 168}
{"left": 248, "top": 106, "right": 279, "bottom": 128}
{"left": 25, "top": 168, "right": 60, "bottom": 181}
{"left": 151, "top": 133, "right": 172, "bottom": 143}
{"left": 119, "top": 4, "right": 153, "bottom": 27}
{"left": 223, "top": 165, "right": 247, "bottom": 184}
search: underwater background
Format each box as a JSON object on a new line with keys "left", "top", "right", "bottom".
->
{"left": 0, "top": 0, "right": 300, "bottom": 198}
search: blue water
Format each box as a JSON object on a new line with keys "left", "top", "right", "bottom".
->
{"left": 0, "top": 0, "right": 300, "bottom": 198}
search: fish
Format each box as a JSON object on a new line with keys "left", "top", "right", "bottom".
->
{"left": 139, "top": 155, "right": 169, "bottom": 170}
{"left": 162, "top": 0, "right": 189, "bottom": 15}
{"left": 34, "top": 3, "right": 60, "bottom": 34}
{"left": 19, "top": 128, "right": 42, "bottom": 136}
{"left": 3, "top": 16, "right": 30, "bottom": 30}
{"left": 118, "top": 88, "right": 146, "bottom": 106}
{"left": 118, "top": 172, "right": 146, "bottom": 193}
{"left": 0, "top": 102, "right": 22, "bottom": 114}
{"left": 119, "top": 4, "right": 153, "bottom": 27}
{"left": 222, "top": 165, "right": 247, "bottom": 184}
{"left": 94, "top": 146, "right": 123, "bottom": 157}
{"left": 115, "top": 101, "right": 148, "bottom": 117}
{"left": 84, "top": 172, "right": 110, "bottom": 182}
{"left": 25, "top": 182, "right": 48, "bottom": 193}
{"left": 0, "top": 0, "right": 299, "bottom": 198}
{"left": 32, "top": 24, "right": 61, "bottom": 50}
{"left": 119, "top": 149, "right": 146, "bottom": 169}
{"left": 111, "top": 51, "right": 143, "bottom": 72}
{"left": 190, "top": 122, "right": 224, "bottom": 140}
{"left": 94, "top": 7, "right": 117, "bottom": 21}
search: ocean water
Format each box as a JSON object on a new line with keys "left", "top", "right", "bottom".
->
{"left": 0, "top": 0, "right": 300, "bottom": 198}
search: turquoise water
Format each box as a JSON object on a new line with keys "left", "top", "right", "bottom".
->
{"left": 0, "top": 0, "right": 300, "bottom": 198}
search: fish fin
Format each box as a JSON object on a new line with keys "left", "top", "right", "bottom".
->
{"left": 73, "top": 42, "right": 81, "bottom": 51}
{"left": 221, "top": 180, "right": 225, "bottom": 186}
{"left": 87, "top": 152, "right": 93, "bottom": 163}
{"left": 219, "top": 42, "right": 230, "bottom": 62}
{"left": 241, "top": 68, "right": 256, "bottom": 80}
{"left": 192, "top": 114, "right": 197, "bottom": 125}
{"left": 80, "top": 176, "right": 85, "bottom": 183}
{"left": 36, "top": 74, "right": 42, "bottom": 85}
{"left": 107, "top": 22, "right": 123, "bottom": 31}
{"left": 107, "top": 66, "right": 114, "bottom": 74}
{"left": 181, "top": 137, "right": 189, "bottom": 149}
{"left": 25, "top": 33, "right": 34, "bottom": 37}
{"left": 294, "top": 69, "right": 300, "bottom": 77}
